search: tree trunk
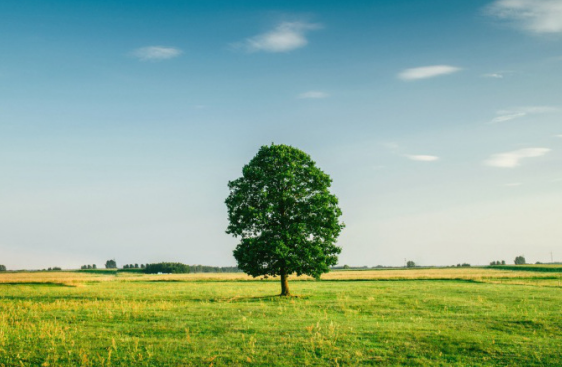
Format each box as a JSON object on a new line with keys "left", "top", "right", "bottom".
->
{"left": 280, "top": 272, "right": 291, "bottom": 296}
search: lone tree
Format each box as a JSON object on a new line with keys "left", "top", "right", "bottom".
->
{"left": 226, "top": 144, "right": 344, "bottom": 296}
{"left": 514, "top": 255, "right": 526, "bottom": 265}
{"left": 105, "top": 259, "right": 117, "bottom": 269}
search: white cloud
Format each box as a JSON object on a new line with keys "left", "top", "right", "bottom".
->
{"left": 132, "top": 46, "right": 182, "bottom": 61}
{"left": 235, "top": 22, "right": 321, "bottom": 53}
{"left": 487, "top": 0, "right": 562, "bottom": 34}
{"left": 398, "top": 65, "right": 461, "bottom": 81}
{"left": 482, "top": 73, "right": 504, "bottom": 78}
{"left": 298, "top": 91, "right": 329, "bottom": 99}
{"left": 489, "top": 106, "right": 556, "bottom": 123}
{"left": 485, "top": 148, "right": 550, "bottom": 168}
{"left": 405, "top": 155, "right": 440, "bottom": 162}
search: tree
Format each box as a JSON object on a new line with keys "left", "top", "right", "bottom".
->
{"left": 226, "top": 144, "right": 344, "bottom": 296}
{"left": 514, "top": 256, "right": 526, "bottom": 265}
{"left": 105, "top": 259, "right": 117, "bottom": 269}
{"left": 0, "top": 265, "right": 6, "bottom": 272}
{"left": 92, "top": 264, "right": 97, "bottom": 269}
{"left": 406, "top": 261, "right": 416, "bottom": 268}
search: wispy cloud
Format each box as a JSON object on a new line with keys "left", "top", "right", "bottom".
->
{"left": 131, "top": 46, "right": 182, "bottom": 61}
{"left": 398, "top": 65, "right": 461, "bottom": 81}
{"left": 485, "top": 148, "right": 550, "bottom": 168}
{"left": 486, "top": 0, "right": 562, "bottom": 34}
{"left": 489, "top": 106, "right": 556, "bottom": 123}
{"left": 482, "top": 73, "right": 504, "bottom": 78}
{"left": 234, "top": 22, "right": 321, "bottom": 53}
{"left": 298, "top": 91, "right": 329, "bottom": 99}
{"left": 405, "top": 155, "right": 440, "bottom": 162}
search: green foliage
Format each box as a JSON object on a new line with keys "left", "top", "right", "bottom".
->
{"left": 514, "top": 256, "right": 526, "bottom": 265}
{"left": 406, "top": 261, "right": 416, "bottom": 268}
{"left": 105, "top": 259, "right": 117, "bottom": 269}
{"left": 226, "top": 144, "right": 344, "bottom": 291}
{"left": 45, "top": 267, "right": 62, "bottom": 271}
{"left": 144, "top": 262, "right": 190, "bottom": 274}
{"left": 190, "top": 265, "right": 241, "bottom": 273}
{"left": 123, "top": 263, "right": 142, "bottom": 270}
{"left": 0, "top": 265, "right": 6, "bottom": 272}
{"left": 490, "top": 260, "right": 506, "bottom": 266}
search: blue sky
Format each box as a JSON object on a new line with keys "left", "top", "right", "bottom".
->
{"left": 1, "top": 0, "right": 561, "bottom": 269}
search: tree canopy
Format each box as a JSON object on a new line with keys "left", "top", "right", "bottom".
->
{"left": 225, "top": 144, "right": 344, "bottom": 296}
{"left": 105, "top": 259, "right": 117, "bottom": 269}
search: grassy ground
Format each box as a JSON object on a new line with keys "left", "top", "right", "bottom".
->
{"left": 0, "top": 268, "right": 561, "bottom": 366}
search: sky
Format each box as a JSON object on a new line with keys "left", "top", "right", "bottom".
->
{"left": 1, "top": 0, "right": 561, "bottom": 269}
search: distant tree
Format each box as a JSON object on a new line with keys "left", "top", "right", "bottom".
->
{"left": 81, "top": 265, "right": 87, "bottom": 269}
{"left": 406, "top": 261, "right": 416, "bottom": 268}
{"left": 501, "top": 260, "right": 505, "bottom": 265}
{"left": 343, "top": 265, "right": 350, "bottom": 269}
{"left": 92, "top": 264, "right": 97, "bottom": 269}
{"left": 514, "top": 256, "right": 526, "bottom": 265}
{"left": 461, "top": 263, "right": 471, "bottom": 267}
{"left": 87, "top": 264, "right": 92, "bottom": 269}
{"left": 144, "top": 262, "right": 190, "bottom": 274}
{"left": 134, "top": 263, "right": 139, "bottom": 268}
{"left": 490, "top": 261, "right": 497, "bottom": 266}
{"left": 105, "top": 259, "right": 117, "bottom": 269}
{"left": 0, "top": 265, "right": 6, "bottom": 272}
{"left": 141, "top": 264, "right": 145, "bottom": 269}
{"left": 226, "top": 144, "right": 344, "bottom": 296}
{"left": 124, "top": 264, "right": 129, "bottom": 269}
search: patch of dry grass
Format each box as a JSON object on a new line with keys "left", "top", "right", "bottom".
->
{"left": 1, "top": 267, "right": 558, "bottom": 286}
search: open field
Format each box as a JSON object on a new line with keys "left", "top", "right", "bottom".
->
{"left": 1, "top": 268, "right": 561, "bottom": 366}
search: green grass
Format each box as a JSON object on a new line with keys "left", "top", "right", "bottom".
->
{"left": 0, "top": 272, "right": 561, "bottom": 366}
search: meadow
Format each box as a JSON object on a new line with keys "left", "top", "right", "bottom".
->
{"left": 1, "top": 267, "right": 561, "bottom": 366}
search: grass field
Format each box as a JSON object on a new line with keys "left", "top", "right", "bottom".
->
{"left": 1, "top": 267, "right": 561, "bottom": 366}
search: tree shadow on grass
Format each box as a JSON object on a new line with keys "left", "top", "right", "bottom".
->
{"left": 211, "top": 294, "right": 310, "bottom": 303}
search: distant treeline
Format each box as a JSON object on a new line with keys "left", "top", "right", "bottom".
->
{"left": 190, "top": 265, "right": 241, "bottom": 273}
{"left": 145, "top": 262, "right": 190, "bottom": 274}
